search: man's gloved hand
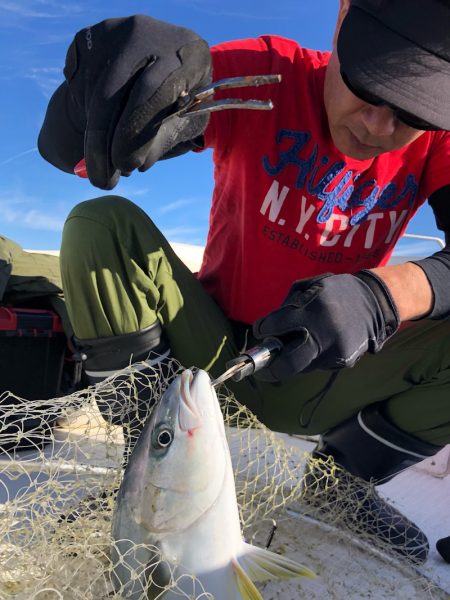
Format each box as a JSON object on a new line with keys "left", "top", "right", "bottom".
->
{"left": 38, "top": 15, "right": 212, "bottom": 189}
{"left": 253, "top": 271, "right": 400, "bottom": 382}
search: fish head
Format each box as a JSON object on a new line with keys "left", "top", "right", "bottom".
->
{"left": 129, "top": 368, "right": 229, "bottom": 534}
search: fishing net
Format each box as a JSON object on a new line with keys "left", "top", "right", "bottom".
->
{"left": 0, "top": 359, "right": 446, "bottom": 599}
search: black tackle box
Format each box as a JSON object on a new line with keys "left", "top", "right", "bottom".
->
{"left": 0, "top": 307, "right": 67, "bottom": 451}
{"left": 0, "top": 306, "right": 66, "bottom": 399}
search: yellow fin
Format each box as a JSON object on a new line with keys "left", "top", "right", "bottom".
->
{"left": 232, "top": 558, "right": 264, "bottom": 600}
{"left": 240, "top": 543, "right": 316, "bottom": 582}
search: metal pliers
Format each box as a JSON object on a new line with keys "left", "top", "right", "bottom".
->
{"left": 173, "top": 73, "right": 282, "bottom": 118}
{"left": 74, "top": 73, "right": 282, "bottom": 178}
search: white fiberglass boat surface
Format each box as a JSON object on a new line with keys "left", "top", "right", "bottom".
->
{"left": 0, "top": 236, "right": 448, "bottom": 600}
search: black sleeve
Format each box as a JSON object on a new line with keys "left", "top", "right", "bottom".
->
{"left": 428, "top": 185, "right": 450, "bottom": 245}
{"left": 411, "top": 185, "right": 450, "bottom": 319}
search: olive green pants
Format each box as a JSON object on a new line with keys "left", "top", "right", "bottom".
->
{"left": 60, "top": 196, "right": 450, "bottom": 446}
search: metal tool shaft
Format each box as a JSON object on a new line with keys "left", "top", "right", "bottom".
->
{"left": 212, "top": 338, "right": 281, "bottom": 387}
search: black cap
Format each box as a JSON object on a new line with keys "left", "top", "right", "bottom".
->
{"left": 337, "top": 0, "right": 450, "bottom": 130}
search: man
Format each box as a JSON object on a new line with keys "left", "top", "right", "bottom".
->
{"left": 38, "top": 0, "right": 450, "bottom": 563}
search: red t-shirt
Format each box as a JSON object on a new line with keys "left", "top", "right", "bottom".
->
{"left": 197, "top": 35, "right": 450, "bottom": 324}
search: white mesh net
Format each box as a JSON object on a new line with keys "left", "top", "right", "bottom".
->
{"left": 0, "top": 360, "right": 446, "bottom": 599}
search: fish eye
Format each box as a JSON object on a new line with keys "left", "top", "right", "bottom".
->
{"left": 156, "top": 429, "right": 173, "bottom": 448}
{"left": 152, "top": 423, "right": 175, "bottom": 451}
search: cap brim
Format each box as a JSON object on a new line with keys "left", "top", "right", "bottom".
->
{"left": 337, "top": 7, "right": 450, "bottom": 130}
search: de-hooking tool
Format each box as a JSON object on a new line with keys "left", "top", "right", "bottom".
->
{"left": 171, "top": 73, "right": 282, "bottom": 117}
{"left": 211, "top": 338, "right": 281, "bottom": 388}
{"left": 74, "top": 73, "right": 282, "bottom": 178}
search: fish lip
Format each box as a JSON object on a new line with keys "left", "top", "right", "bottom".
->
{"left": 178, "top": 369, "right": 203, "bottom": 432}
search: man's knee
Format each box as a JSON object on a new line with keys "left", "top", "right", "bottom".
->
{"left": 62, "top": 195, "right": 157, "bottom": 255}
{"left": 65, "top": 195, "right": 137, "bottom": 224}
{"left": 60, "top": 196, "right": 137, "bottom": 275}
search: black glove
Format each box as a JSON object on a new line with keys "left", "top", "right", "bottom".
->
{"left": 38, "top": 15, "right": 212, "bottom": 189}
{"left": 253, "top": 271, "right": 400, "bottom": 382}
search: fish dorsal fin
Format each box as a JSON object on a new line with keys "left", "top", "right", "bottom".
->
{"left": 239, "top": 542, "right": 316, "bottom": 582}
{"left": 231, "top": 558, "right": 264, "bottom": 600}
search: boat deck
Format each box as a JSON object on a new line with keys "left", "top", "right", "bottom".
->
{"left": 0, "top": 408, "right": 448, "bottom": 599}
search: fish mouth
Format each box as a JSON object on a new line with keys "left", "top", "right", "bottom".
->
{"left": 178, "top": 369, "right": 203, "bottom": 432}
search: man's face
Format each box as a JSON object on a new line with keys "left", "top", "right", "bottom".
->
{"left": 323, "top": 51, "right": 425, "bottom": 160}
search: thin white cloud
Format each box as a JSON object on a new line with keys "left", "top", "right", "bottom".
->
{"left": 23, "top": 209, "right": 64, "bottom": 231}
{"left": 174, "top": 0, "right": 290, "bottom": 19}
{"left": 25, "top": 66, "right": 63, "bottom": 98}
{"left": 112, "top": 182, "right": 151, "bottom": 199}
{"left": 391, "top": 240, "right": 443, "bottom": 258}
{"left": 0, "top": 0, "right": 82, "bottom": 19}
{"left": 0, "top": 190, "right": 33, "bottom": 208}
{"left": 0, "top": 148, "right": 38, "bottom": 167}
{"left": 162, "top": 225, "right": 205, "bottom": 244}
{"left": 158, "top": 198, "right": 197, "bottom": 215}
{"left": 0, "top": 193, "right": 64, "bottom": 232}
{"left": 128, "top": 188, "right": 152, "bottom": 198}
{"left": 35, "top": 32, "right": 74, "bottom": 46}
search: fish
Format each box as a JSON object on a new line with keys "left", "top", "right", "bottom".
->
{"left": 111, "top": 368, "right": 316, "bottom": 599}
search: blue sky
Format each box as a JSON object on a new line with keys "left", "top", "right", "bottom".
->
{"left": 0, "top": 0, "right": 444, "bottom": 256}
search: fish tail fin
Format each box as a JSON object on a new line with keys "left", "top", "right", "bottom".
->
{"left": 239, "top": 542, "right": 316, "bottom": 582}
{"left": 231, "top": 558, "right": 264, "bottom": 600}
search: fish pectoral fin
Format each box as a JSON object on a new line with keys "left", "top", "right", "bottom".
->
{"left": 239, "top": 543, "right": 316, "bottom": 582}
{"left": 231, "top": 558, "right": 264, "bottom": 600}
